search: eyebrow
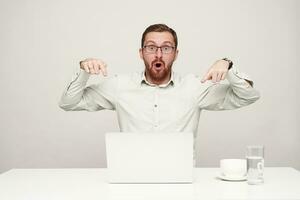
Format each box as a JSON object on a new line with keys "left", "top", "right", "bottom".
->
{"left": 144, "top": 40, "right": 174, "bottom": 46}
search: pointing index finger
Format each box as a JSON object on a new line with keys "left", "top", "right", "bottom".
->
{"left": 201, "top": 71, "right": 211, "bottom": 83}
{"left": 97, "top": 60, "right": 107, "bottom": 76}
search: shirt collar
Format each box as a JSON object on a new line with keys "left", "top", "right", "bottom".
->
{"left": 140, "top": 71, "right": 175, "bottom": 88}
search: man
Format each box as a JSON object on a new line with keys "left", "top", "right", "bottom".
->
{"left": 59, "top": 24, "right": 260, "bottom": 134}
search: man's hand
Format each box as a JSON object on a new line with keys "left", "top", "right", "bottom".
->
{"left": 201, "top": 59, "right": 230, "bottom": 83}
{"left": 80, "top": 58, "right": 107, "bottom": 76}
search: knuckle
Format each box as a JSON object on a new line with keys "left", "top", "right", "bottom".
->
{"left": 82, "top": 61, "right": 87, "bottom": 67}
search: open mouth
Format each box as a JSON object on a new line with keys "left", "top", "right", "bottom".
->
{"left": 155, "top": 63, "right": 162, "bottom": 68}
{"left": 153, "top": 61, "right": 164, "bottom": 69}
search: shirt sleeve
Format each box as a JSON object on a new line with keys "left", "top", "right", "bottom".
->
{"left": 58, "top": 69, "right": 117, "bottom": 111}
{"left": 198, "top": 66, "right": 260, "bottom": 110}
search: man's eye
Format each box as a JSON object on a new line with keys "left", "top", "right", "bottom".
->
{"left": 162, "top": 46, "right": 170, "bottom": 51}
{"left": 148, "top": 46, "right": 156, "bottom": 50}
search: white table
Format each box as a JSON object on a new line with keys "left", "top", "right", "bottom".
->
{"left": 0, "top": 167, "right": 299, "bottom": 200}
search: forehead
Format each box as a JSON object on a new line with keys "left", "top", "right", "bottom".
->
{"left": 144, "top": 31, "right": 175, "bottom": 45}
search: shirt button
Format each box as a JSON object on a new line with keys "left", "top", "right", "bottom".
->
{"left": 154, "top": 104, "right": 157, "bottom": 107}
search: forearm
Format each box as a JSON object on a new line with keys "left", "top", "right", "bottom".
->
{"left": 59, "top": 69, "right": 90, "bottom": 111}
{"left": 199, "top": 66, "right": 260, "bottom": 110}
{"left": 226, "top": 66, "right": 260, "bottom": 102}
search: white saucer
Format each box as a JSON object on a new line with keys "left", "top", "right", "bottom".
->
{"left": 217, "top": 174, "right": 247, "bottom": 181}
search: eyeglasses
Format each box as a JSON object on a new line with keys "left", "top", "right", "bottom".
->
{"left": 143, "top": 45, "right": 175, "bottom": 54}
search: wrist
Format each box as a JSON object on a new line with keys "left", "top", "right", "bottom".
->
{"left": 222, "top": 58, "right": 233, "bottom": 70}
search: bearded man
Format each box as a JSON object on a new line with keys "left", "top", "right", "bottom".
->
{"left": 59, "top": 24, "right": 259, "bottom": 134}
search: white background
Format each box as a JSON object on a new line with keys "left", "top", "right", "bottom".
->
{"left": 0, "top": 0, "right": 299, "bottom": 173}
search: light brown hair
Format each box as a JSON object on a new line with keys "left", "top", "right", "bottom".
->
{"left": 141, "top": 24, "right": 178, "bottom": 49}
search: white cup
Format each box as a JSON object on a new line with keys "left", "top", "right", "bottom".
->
{"left": 220, "top": 159, "right": 247, "bottom": 179}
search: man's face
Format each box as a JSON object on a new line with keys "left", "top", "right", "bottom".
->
{"left": 139, "top": 31, "right": 178, "bottom": 84}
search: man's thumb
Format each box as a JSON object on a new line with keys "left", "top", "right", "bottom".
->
{"left": 201, "top": 73, "right": 209, "bottom": 83}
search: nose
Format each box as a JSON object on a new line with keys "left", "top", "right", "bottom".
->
{"left": 155, "top": 47, "right": 163, "bottom": 58}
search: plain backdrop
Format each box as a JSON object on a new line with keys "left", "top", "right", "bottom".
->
{"left": 0, "top": 0, "right": 299, "bottom": 173}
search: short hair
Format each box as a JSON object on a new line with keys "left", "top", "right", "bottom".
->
{"left": 141, "top": 24, "right": 178, "bottom": 49}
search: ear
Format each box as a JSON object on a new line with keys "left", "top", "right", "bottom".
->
{"left": 174, "top": 49, "right": 179, "bottom": 60}
{"left": 139, "top": 48, "right": 144, "bottom": 59}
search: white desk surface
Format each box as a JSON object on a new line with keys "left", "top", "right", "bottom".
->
{"left": 0, "top": 167, "right": 299, "bottom": 200}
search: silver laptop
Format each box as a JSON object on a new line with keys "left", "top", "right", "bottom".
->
{"left": 105, "top": 132, "right": 194, "bottom": 183}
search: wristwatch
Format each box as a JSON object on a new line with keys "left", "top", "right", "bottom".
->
{"left": 222, "top": 58, "right": 233, "bottom": 70}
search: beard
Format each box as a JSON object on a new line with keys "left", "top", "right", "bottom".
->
{"left": 144, "top": 58, "right": 173, "bottom": 83}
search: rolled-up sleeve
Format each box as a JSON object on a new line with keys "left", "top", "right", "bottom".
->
{"left": 59, "top": 69, "right": 117, "bottom": 111}
{"left": 198, "top": 66, "right": 260, "bottom": 110}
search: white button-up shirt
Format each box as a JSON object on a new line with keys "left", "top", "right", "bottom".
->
{"left": 59, "top": 66, "right": 260, "bottom": 135}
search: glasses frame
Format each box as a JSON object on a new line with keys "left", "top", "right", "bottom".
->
{"left": 143, "top": 45, "right": 175, "bottom": 54}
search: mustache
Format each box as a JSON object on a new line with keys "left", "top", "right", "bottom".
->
{"left": 151, "top": 59, "right": 165, "bottom": 66}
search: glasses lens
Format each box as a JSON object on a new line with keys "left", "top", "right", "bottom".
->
{"left": 145, "top": 45, "right": 157, "bottom": 53}
{"left": 161, "top": 46, "right": 173, "bottom": 53}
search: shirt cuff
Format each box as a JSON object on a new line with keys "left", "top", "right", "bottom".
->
{"left": 226, "top": 65, "right": 254, "bottom": 86}
{"left": 71, "top": 69, "right": 90, "bottom": 83}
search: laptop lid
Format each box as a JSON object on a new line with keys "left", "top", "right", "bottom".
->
{"left": 105, "top": 132, "right": 194, "bottom": 183}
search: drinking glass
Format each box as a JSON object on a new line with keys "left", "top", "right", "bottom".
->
{"left": 246, "top": 145, "right": 264, "bottom": 185}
